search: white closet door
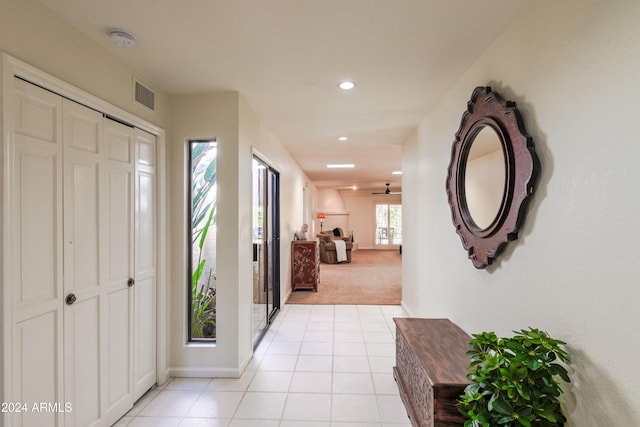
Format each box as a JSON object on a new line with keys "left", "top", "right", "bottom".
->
{"left": 6, "top": 76, "right": 155, "bottom": 427}
{"left": 63, "top": 102, "right": 135, "bottom": 426}
{"left": 11, "top": 78, "right": 65, "bottom": 427}
{"left": 62, "top": 99, "right": 104, "bottom": 427}
{"left": 134, "top": 128, "right": 157, "bottom": 400}
{"left": 102, "top": 118, "right": 136, "bottom": 423}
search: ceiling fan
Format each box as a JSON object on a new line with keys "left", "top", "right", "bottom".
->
{"left": 372, "top": 183, "right": 402, "bottom": 195}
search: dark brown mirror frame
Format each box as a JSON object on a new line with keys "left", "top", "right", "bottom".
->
{"left": 446, "top": 86, "right": 539, "bottom": 269}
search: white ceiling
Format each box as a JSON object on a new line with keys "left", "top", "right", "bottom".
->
{"left": 38, "top": 0, "right": 528, "bottom": 191}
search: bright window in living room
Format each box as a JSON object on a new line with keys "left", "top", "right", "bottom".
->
{"left": 375, "top": 203, "right": 402, "bottom": 249}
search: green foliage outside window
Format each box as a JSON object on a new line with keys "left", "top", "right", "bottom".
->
{"left": 190, "top": 142, "right": 217, "bottom": 339}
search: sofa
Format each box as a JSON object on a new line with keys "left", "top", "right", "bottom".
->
{"left": 317, "top": 228, "right": 353, "bottom": 264}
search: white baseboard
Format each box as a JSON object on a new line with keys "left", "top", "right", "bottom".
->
{"left": 400, "top": 300, "right": 414, "bottom": 317}
{"left": 167, "top": 366, "right": 242, "bottom": 379}
{"left": 283, "top": 287, "right": 292, "bottom": 303}
{"left": 158, "top": 368, "right": 172, "bottom": 387}
{"left": 166, "top": 350, "right": 254, "bottom": 380}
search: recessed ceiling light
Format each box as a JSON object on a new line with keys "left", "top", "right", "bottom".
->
{"left": 338, "top": 136, "right": 348, "bottom": 141}
{"left": 392, "top": 170, "right": 402, "bottom": 175}
{"left": 108, "top": 28, "right": 136, "bottom": 48}
{"left": 327, "top": 164, "right": 355, "bottom": 169}
{"left": 352, "top": 185, "right": 358, "bottom": 190}
{"left": 338, "top": 81, "right": 356, "bottom": 90}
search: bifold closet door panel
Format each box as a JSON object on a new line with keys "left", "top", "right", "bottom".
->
{"left": 63, "top": 101, "right": 136, "bottom": 426}
{"left": 11, "top": 79, "right": 65, "bottom": 427}
{"left": 102, "top": 117, "right": 136, "bottom": 423}
{"left": 62, "top": 100, "right": 102, "bottom": 293}
{"left": 6, "top": 76, "right": 154, "bottom": 426}
{"left": 134, "top": 128, "right": 157, "bottom": 400}
{"left": 62, "top": 99, "right": 104, "bottom": 426}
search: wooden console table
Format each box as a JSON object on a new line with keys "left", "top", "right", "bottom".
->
{"left": 393, "top": 318, "right": 471, "bottom": 427}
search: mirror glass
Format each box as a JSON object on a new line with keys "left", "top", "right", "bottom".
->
{"left": 464, "top": 126, "right": 505, "bottom": 230}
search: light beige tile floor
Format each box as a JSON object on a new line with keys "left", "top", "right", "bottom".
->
{"left": 114, "top": 304, "right": 411, "bottom": 427}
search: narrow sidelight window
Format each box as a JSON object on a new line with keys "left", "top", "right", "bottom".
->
{"left": 188, "top": 140, "right": 217, "bottom": 341}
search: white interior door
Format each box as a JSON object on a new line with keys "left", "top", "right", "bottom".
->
{"left": 63, "top": 102, "right": 135, "bottom": 426}
{"left": 62, "top": 98, "right": 103, "bottom": 427}
{"left": 102, "top": 118, "right": 136, "bottom": 422}
{"left": 6, "top": 76, "right": 155, "bottom": 427}
{"left": 10, "top": 78, "right": 65, "bottom": 427}
{"left": 134, "top": 128, "right": 157, "bottom": 400}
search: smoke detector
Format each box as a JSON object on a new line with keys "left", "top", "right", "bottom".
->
{"left": 108, "top": 29, "right": 136, "bottom": 48}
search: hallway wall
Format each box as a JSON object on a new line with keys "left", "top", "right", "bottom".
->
{"left": 401, "top": 1, "right": 640, "bottom": 425}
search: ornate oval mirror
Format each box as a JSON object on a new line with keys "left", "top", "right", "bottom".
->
{"left": 446, "top": 87, "right": 539, "bottom": 269}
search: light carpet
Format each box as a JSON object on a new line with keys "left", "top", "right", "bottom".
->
{"left": 286, "top": 249, "right": 401, "bottom": 305}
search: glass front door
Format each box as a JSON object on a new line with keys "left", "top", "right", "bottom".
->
{"left": 252, "top": 156, "right": 280, "bottom": 347}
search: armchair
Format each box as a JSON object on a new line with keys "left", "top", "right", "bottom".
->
{"left": 317, "top": 228, "right": 352, "bottom": 264}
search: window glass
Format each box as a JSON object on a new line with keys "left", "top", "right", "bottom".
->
{"left": 189, "top": 140, "right": 217, "bottom": 341}
{"left": 375, "top": 203, "right": 402, "bottom": 246}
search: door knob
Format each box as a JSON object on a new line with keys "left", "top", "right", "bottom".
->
{"left": 65, "top": 293, "right": 77, "bottom": 305}
{"left": 127, "top": 278, "right": 135, "bottom": 287}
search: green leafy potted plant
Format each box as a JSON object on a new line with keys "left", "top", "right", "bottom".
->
{"left": 459, "top": 328, "right": 571, "bottom": 427}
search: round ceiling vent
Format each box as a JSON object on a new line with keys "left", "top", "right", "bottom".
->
{"left": 108, "top": 29, "right": 136, "bottom": 48}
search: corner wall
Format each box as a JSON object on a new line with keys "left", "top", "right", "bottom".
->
{"left": 168, "top": 93, "right": 314, "bottom": 375}
{"left": 401, "top": 1, "right": 640, "bottom": 424}
{"left": 168, "top": 93, "right": 243, "bottom": 376}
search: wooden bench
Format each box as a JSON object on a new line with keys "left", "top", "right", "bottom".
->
{"left": 393, "top": 318, "right": 471, "bottom": 427}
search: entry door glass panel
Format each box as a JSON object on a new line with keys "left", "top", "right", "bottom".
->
{"left": 253, "top": 159, "right": 267, "bottom": 342}
{"left": 267, "top": 167, "right": 279, "bottom": 318}
{"left": 252, "top": 156, "right": 280, "bottom": 347}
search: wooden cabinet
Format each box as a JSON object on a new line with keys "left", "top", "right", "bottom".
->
{"left": 393, "top": 318, "right": 471, "bottom": 427}
{"left": 291, "top": 240, "right": 319, "bottom": 291}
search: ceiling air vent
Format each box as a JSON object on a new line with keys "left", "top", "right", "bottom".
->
{"left": 134, "top": 80, "right": 155, "bottom": 111}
